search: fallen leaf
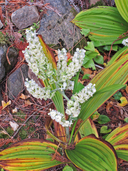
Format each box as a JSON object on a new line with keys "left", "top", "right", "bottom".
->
{"left": 118, "top": 97, "right": 128, "bottom": 107}
{"left": 82, "top": 67, "right": 92, "bottom": 75}
{"left": 2, "top": 100, "right": 11, "bottom": 110}
{"left": 9, "top": 121, "right": 19, "bottom": 131}
{"left": 20, "top": 93, "right": 30, "bottom": 100}
{"left": 106, "top": 101, "right": 113, "bottom": 114}
{"left": 25, "top": 100, "right": 33, "bottom": 106}
{"left": 12, "top": 107, "right": 18, "bottom": 113}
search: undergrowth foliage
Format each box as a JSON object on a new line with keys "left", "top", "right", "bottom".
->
{"left": 0, "top": 0, "right": 128, "bottom": 170}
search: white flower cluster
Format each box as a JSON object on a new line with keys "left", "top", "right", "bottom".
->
{"left": 22, "top": 28, "right": 96, "bottom": 127}
{"left": 57, "top": 48, "right": 86, "bottom": 90}
{"left": 23, "top": 27, "right": 55, "bottom": 82}
{"left": 66, "top": 83, "right": 96, "bottom": 118}
{"left": 122, "top": 38, "right": 128, "bottom": 46}
{"left": 23, "top": 28, "right": 86, "bottom": 99}
{"left": 25, "top": 79, "right": 55, "bottom": 100}
{"left": 48, "top": 109, "right": 72, "bottom": 127}
{"left": 48, "top": 83, "right": 96, "bottom": 127}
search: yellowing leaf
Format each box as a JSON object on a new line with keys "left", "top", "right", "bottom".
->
{"left": 118, "top": 97, "right": 128, "bottom": 107}
{"left": 2, "top": 100, "right": 11, "bottom": 110}
{"left": 65, "top": 135, "right": 117, "bottom": 171}
{"left": 0, "top": 139, "right": 63, "bottom": 171}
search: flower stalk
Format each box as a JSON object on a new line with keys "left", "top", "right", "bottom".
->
{"left": 23, "top": 27, "right": 96, "bottom": 143}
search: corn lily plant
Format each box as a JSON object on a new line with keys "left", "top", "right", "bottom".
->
{"left": 0, "top": 27, "right": 128, "bottom": 171}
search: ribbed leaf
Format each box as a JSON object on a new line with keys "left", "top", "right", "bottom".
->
{"left": 79, "top": 118, "right": 99, "bottom": 138}
{"left": 115, "top": 0, "right": 128, "bottom": 23}
{"left": 65, "top": 135, "right": 117, "bottom": 171}
{"left": 107, "top": 46, "right": 128, "bottom": 66}
{"left": 105, "top": 124, "right": 128, "bottom": 146}
{"left": 114, "top": 144, "right": 128, "bottom": 161}
{"left": 0, "top": 139, "right": 64, "bottom": 171}
{"left": 105, "top": 124, "right": 128, "bottom": 161}
{"left": 72, "top": 6, "right": 128, "bottom": 46}
{"left": 38, "top": 35, "right": 57, "bottom": 69}
{"left": 53, "top": 122, "right": 67, "bottom": 142}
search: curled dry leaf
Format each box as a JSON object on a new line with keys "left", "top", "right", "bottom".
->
{"left": 118, "top": 97, "right": 128, "bottom": 107}
{"left": 19, "top": 93, "right": 30, "bottom": 100}
{"left": 24, "top": 100, "right": 33, "bottom": 106}
{"left": 9, "top": 121, "right": 19, "bottom": 131}
{"left": 2, "top": 100, "right": 11, "bottom": 110}
{"left": 12, "top": 107, "right": 18, "bottom": 113}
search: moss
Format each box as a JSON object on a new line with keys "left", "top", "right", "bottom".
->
{"left": 89, "top": 0, "right": 104, "bottom": 8}
{"left": 0, "top": 32, "right": 11, "bottom": 45}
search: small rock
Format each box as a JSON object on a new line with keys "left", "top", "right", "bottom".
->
{"left": 0, "top": 46, "right": 18, "bottom": 81}
{"left": 11, "top": 6, "right": 39, "bottom": 29}
{"left": 7, "top": 64, "right": 28, "bottom": 100}
{"left": 0, "top": 20, "right": 3, "bottom": 29}
{"left": 0, "top": 85, "right": 3, "bottom": 104}
{"left": 38, "top": 0, "right": 81, "bottom": 49}
{"left": 0, "top": 46, "right": 7, "bottom": 80}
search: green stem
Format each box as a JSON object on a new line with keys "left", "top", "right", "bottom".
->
{"left": 68, "top": 120, "right": 77, "bottom": 145}
{"left": 66, "top": 127, "right": 70, "bottom": 141}
{"left": 59, "top": 90, "right": 70, "bottom": 101}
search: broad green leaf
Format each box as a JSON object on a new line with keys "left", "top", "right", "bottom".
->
{"left": 81, "top": 28, "right": 90, "bottom": 37}
{"left": 94, "top": 55, "right": 104, "bottom": 64}
{"left": 113, "top": 91, "right": 122, "bottom": 100}
{"left": 84, "top": 42, "right": 95, "bottom": 51}
{"left": 73, "top": 72, "right": 84, "bottom": 94}
{"left": 82, "top": 74, "right": 90, "bottom": 80}
{"left": 107, "top": 46, "right": 128, "bottom": 66}
{"left": 0, "top": 139, "right": 64, "bottom": 171}
{"left": 97, "top": 115, "right": 110, "bottom": 124}
{"left": 65, "top": 135, "right": 117, "bottom": 171}
{"left": 103, "top": 45, "right": 118, "bottom": 51}
{"left": 115, "top": 0, "right": 128, "bottom": 23}
{"left": 100, "top": 126, "right": 112, "bottom": 134}
{"left": 105, "top": 124, "right": 128, "bottom": 146}
{"left": 105, "top": 124, "right": 128, "bottom": 161}
{"left": 72, "top": 6, "right": 128, "bottom": 46}
{"left": 114, "top": 144, "right": 128, "bottom": 161}
{"left": 79, "top": 118, "right": 99, "bottom": 138}
{"left": 86, "top": 51, "right": 98, "bottom": 59}
{"left": 63, "top": 165, "right": 73, "bottom": 171}
{"left": 90, "top": 111, "right": 100, "bottom": 121}
{"left": 83, "top": 59, "right": 96, "bottom": 70}
{"left": 124, "top": 117, "right": 128, "bottom": 123}
{"left": 83, "top": 56, "right": 90, "bottom": 65}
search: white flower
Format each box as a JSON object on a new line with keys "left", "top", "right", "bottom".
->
{"left": 25, "top": 79, "right": 54, "bottom": 100}
{"left": 55, "top": 115, "right": 62, "bottom": 122}
{"left": 122, "top": 38, "right": 128, "bottom": 46}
